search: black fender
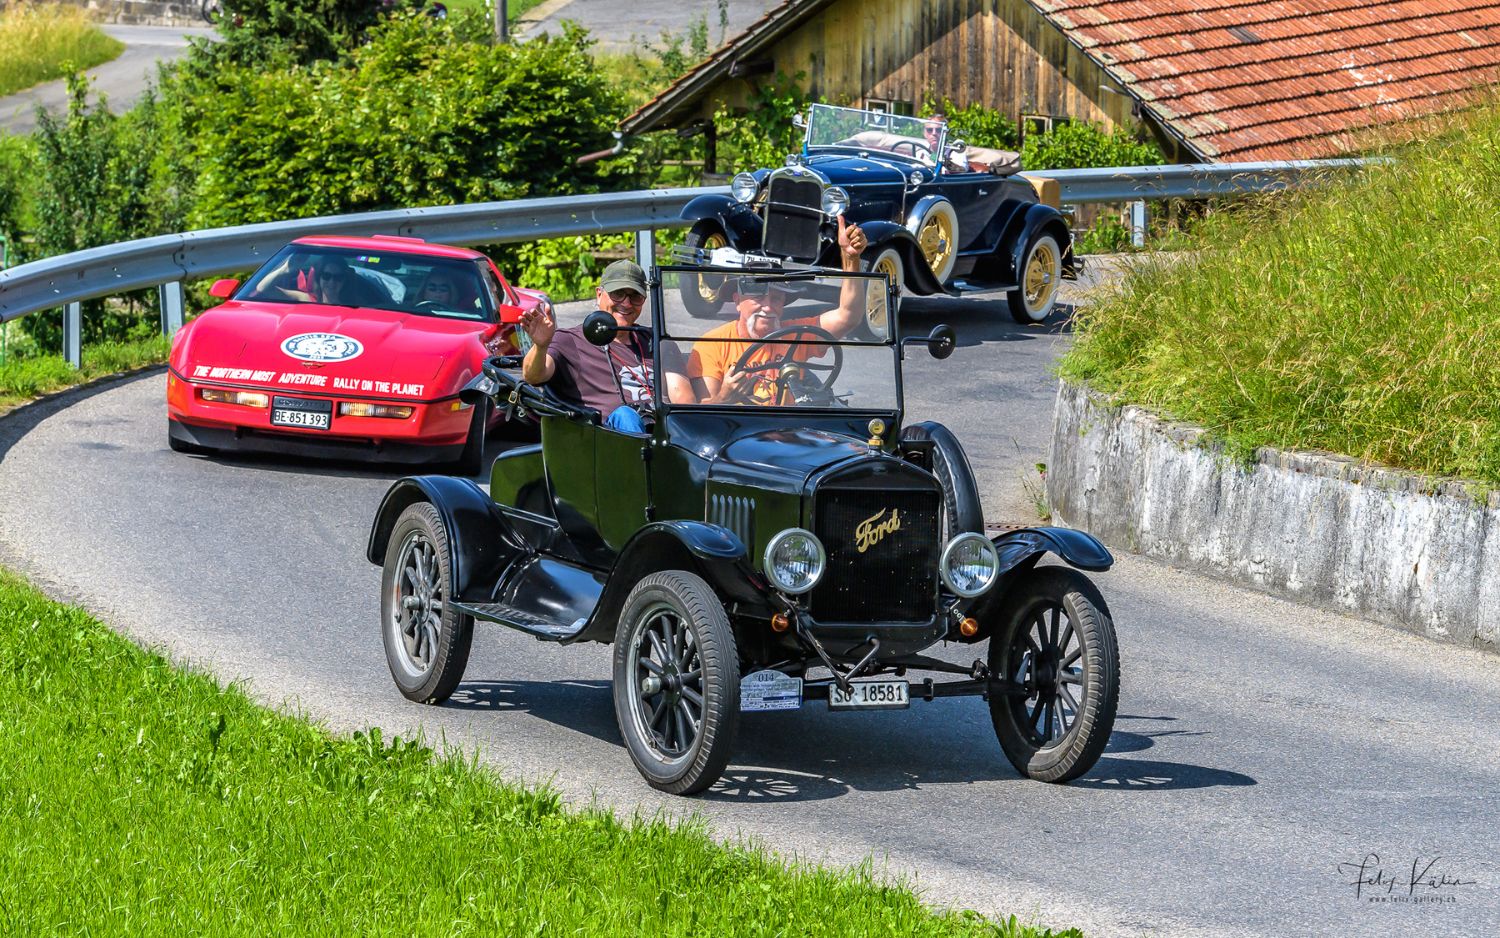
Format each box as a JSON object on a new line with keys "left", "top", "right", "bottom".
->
{"left": 366, "top": 476, "right": 526, "bottom": 602}
{"left": 900, "top": 421, "right": 983, "bottom": 533}
{"left": 562, "top": 520, "right": 769, "bottom": 645}
{"left": 856, "top": 220, "right": 952, "bottom": 295}
{"left": 681, "top": 194, "right": 764, "bottom": 251}
{"left": 1010, "top": 204, "right": 1075, "bottom": 280}
{"left": 993, "top": 526, "right": 1112, "bottom": 575}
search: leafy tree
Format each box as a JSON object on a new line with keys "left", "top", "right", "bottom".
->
{"left": 1021, "top": 121, "right": 1163, "bottom": 170}
{"left": 921, "top": 98, "right": 1019, "bottom": 150}
{"left": 185, "top": 0, "right": 394, "bottom": 73}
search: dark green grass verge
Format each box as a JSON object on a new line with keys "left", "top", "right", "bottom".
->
{"left": 0, "top": 570, "right": 1080, "bottom": 937}
{"left": 0, "top": 336, "right": 168, "bottom": 412}
{"left": 1059, "top": 105, "right": 1500, "bottom": 486}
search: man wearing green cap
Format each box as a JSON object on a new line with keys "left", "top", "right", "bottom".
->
{"left": 520, "top": 259, "right": 692, "bottom": 432}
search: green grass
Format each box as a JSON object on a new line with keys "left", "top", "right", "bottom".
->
{"left": 0, "top": 569, "right": 1081, "bottom": 936}
{"left": 0, "top": 2, "right": 124, "bottom": 97}
{"left": 440, "top": 0, "right": 549, "bottom": 20}
{"left": 0, "top": 334, "right": 168, "bottom": 412}
{"left": 1059, "top": 103, "right": 1500, "bottom": 486}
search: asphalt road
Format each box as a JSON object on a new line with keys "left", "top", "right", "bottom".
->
{"left": 518, "top": 0, "right": 781, "bottom": 53}
{"left": 0, "top": 25, "right": 214, "bottom": 136}
{"left": 1, "top": 275, "right": 1497, "bottom": 936}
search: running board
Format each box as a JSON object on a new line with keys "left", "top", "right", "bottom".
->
{"left": 454, "top": 601, "right": 585, "bottom": 642}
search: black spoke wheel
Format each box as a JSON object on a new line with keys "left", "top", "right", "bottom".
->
{"left": 380, "top": 502, "right": 473, "bottom": 704}
{"left": 612, "top": 571, "right": 738, "bottom": 796}
{"left": 988, "top": 566, "right": 1118, "bottom": 782}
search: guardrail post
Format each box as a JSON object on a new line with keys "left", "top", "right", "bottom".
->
{"left": 63, "top": 302, "right": 81, "bottom": 369}
{"left": 158, "top": 281, "right": 185, "bottom": 336}
{"left": 1130, "top": 200, "right": 1148, "bottom": 248}
{"left": 635, "top": 228, "right": 655, "bottom": 272}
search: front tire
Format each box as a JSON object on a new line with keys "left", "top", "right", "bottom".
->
{"left": 900, "top": 421, "right": 983, "bottom": 538}
{"left": 1006, "top": 233, "right": 1063, "bottom": 324}
{"left": 680, "top": 223, "right": 732, "bottom": 318}
{"left": 612, "top": 571, "right": 738, "bottom": 796}
{"left": 381, "top": 502, "right": 474, "bottom": 704}
{"left": 863, "top": 246, "right": 904, "bottom": 336}
{"left": 988, "top": 566, "right": 1118, "bottom": 782}
{"left": 452, "top": 398, "right": 490, "bottom": 477}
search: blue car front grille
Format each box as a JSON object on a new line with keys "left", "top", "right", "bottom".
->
{"left": 761, "top": 175, "right": 823, "bottom": 262}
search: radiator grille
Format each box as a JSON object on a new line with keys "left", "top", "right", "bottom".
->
{"left": 809, "top": 488, "right": 940, "bottom": 622}
{"left": 762, "top": 174, "right": 823, "bottom": 262}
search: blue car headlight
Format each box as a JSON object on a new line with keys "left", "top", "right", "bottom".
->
{"left": 731, "top": 173, "right": 759, "bottom": 203}
{"left": 821, "top": 186, "right": 849, "bottom": 217}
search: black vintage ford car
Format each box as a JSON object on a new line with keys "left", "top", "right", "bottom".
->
{"left": 680, "top": 103, "right": 1080, "bottom": 329}
{"left": 367, "top": 265, "right": 1119, "bottom": 795}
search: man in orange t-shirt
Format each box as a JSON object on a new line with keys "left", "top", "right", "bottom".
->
{"left": 688, "top": 217, "right": 870, "bottom": 404}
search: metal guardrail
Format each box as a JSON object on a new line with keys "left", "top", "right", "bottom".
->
{"left": 0, "top": 159, "right": 1374, "bottom": 365}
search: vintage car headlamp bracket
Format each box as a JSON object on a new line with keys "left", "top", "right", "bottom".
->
{"left": 940, "top": 532, "right": 1001, "bottom": 598}
{"left": 731, "top": 172, "right": 760, "bottom": 202}
{"left": 763, "top": 528, "right": 826, "bottom": 595}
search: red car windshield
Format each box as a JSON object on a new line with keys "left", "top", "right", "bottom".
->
{"left": 238, "top": 245, "right": 495, "bottom": 321}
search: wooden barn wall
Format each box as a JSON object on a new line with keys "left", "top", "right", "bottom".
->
{"left": 696, "top": 0, "right": 1138, "bottom": 132}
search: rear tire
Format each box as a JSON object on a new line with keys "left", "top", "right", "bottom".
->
{"left": 680, "top": 223, "right": 731, "bottom": 318}
{"left": 988, "top": 567, "right": 1118, "bottom": 782}
{"left": 612, "top": 570, "right": 738, "bottom": 796}
{"left": 381, "top": 502, "right": 474, "bottom": 704}
{"left": 1006, "top": 233, "right": 1063, "bottom": 324}
{"left": 901, "top": 421, "right": 983, "bottom": 539}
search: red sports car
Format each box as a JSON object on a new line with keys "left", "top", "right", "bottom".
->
{"left": 167, "top": 235, "right": 545, "bottom": 473}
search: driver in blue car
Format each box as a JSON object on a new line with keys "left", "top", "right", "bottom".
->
{"left": 689, "top": 218, "right": 868, "bottom": 405}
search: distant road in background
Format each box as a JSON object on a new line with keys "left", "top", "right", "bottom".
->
{"left": 517, "top": 0, "right": 778, "bottom": 53}
{"left": 0, "top": 24, "right": 215, "bottom": 136}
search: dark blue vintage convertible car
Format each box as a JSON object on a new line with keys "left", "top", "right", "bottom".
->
{"left": 679, "top": 103, "right": 1079, "bottom": 328}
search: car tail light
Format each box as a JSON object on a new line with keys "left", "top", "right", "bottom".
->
{"left": 339, "top": 402, "right": 414, "bottom": 419}
{"left": 201, "top": 388, "right": 269, "bottom": 408}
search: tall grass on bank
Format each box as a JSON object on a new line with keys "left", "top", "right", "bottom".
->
{"left": 1060, "top": 106, "right": 1500, "bottom": 486}
{"left": 0, "top": 2, "right": 124, "bottom": 97}
{"left": 0, "top": 334, "right": 168, "bottom": 411}
{"left": 0, "top": 570, "right": 1078, "bottom": 937}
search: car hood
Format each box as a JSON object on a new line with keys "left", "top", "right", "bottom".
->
{"left": 802, "top": 154, "right": 915, "bottom": 187}
{"left": 171, "top": 301, "right": 490, "bottom": 399}
{"left": 708, "top": 426, "right": 872, "bottom": 489}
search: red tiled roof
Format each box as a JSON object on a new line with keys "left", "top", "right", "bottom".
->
{"left": 1033, "top": 0, "right": 1500, "bottom": 161}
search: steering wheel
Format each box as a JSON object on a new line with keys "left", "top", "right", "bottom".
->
{"left": 413, "top": 300, "right": 444, "bottom": 312}
{"left": 889, "top": 139, "right": 933, "bottom": 161}
{"left": 726, "top": 325, "right": 843, "bottom": 405}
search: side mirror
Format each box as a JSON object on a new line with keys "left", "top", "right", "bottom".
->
{"left": 209, "top": 279, "right": 239, "bottom": 299}
{"left": 582, "top": 310, "right": 620, "bottom": 346}
{"left": 948, "top": 138, "right": 966, "bottom": 153}
{"left": 792, "top": 112, "right": 807, "bottom": 129}
{"left": 458, "top": 370, "right": 500, "bottom": 406}
{"left": 927, "top": 324, "right": 956, "bottom": 359}
{"left": 497, "top": 303, "right": 524, "bottom": 324}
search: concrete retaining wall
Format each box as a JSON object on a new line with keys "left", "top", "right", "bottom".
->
{"left": 1048, "top": 381, "right": 1500, "bottom": 652}
{"left": 63, "top": 1, "right": 198, "bottom": 27}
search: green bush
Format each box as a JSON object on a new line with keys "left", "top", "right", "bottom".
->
{"left": 182, "top": 16, "right": 623, "bottom": 229}
{"left": 921, "top": 98, "right": 1019, "bottom": 151}
{"left": 1060, "top": 105, "right": 1500, "bottom": 484}
{"left": 186, "top": 0, "right": 392, "bottom": 73}
{"left": 1021, "top": 121, "right": 1163, "bottom": 171}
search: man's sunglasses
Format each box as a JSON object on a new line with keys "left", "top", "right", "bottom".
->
{"left": 607, "top": 289, "right": 645, "bottom": 304}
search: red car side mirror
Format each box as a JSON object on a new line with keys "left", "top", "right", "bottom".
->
{"left": 209, "top": 278, "right": 239, "bottom": 299}
{"left": 497, "top": 303, "right": 524, "bottom": 324}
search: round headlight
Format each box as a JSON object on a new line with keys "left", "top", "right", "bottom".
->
{"left": 940, "top": 532, "right": 1000, "bottom": 598}
{"left": 731, "top": 172, "right": 759, "bottom": 203}
{"left": 763, "top": 528, "right": 826, "bottom": 595}
{"left": 820, "top": 186, "right": 849, "bottom": 217}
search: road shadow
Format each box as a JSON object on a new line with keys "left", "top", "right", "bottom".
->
{"left": 898, "top": 293, "right": 1077, "bottom": 347}
{"left": 446, "top": 679, "right": 1252, "bottom": 800}
{"left": 0, "top": 367, "right": 166, "bottom": 465}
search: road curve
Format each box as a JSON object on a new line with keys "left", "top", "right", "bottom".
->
{"left": 1, "top": 280, "right": 1497, "bottom": 936}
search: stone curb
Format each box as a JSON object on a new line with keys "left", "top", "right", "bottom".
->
{"left": 1047, "top": 380, "right": 1500, "bottom": 653}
